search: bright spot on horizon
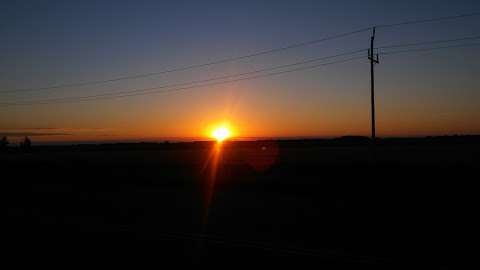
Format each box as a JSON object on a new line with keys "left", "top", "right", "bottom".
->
{"left": 211, "top": 126, "right": 231, "bottom": 142}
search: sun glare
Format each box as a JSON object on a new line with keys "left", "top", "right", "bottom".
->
{"left": 211, "top": 126, "right": 230, "bottom": 142}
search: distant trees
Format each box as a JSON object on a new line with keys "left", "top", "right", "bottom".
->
{"left": 19, "top": 136, "right": 32, "bottom": 150}
{"left": 0, "top": 136, "right": 8, "bottom": 150}
{"left": 0, "top": 136, "right": 35, "bottom": 151}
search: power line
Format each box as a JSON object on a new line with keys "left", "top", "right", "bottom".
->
{"left": 375, "top": 12, "right": 480, "bottom": 29}
{"left": 2, "top": 42, "right": 479, "bottom": 107}
{"left": 4, "top": 49, "right": 367, "bottom": 103}
{"left": 378, "top": 42, "right": 480, "bottom": 56}
{"left": 3, "top": 12, "right": 479, "bottom": 94}
{"left": 376, "top": 35, "right": 480, "bottom": 49}
{"left": 0, "top": 28, "right": 371, "bottom": 94}
{"left": 0, "top": 56, "right": 366, "bottom": 106}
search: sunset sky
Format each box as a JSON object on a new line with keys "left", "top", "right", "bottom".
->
{"left": 1, "top": 0, "right": 479, "bottom": 143}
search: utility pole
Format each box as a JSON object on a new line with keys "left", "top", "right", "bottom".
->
{"left": 368, "top": 27, "right": 379, "bottom": 142}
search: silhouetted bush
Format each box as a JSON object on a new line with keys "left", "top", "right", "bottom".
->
{"left": 19, "top": 136, "right": 32, "bottom": 150}
{"left": 0, "top": 136, "right": 8, "bottom": 150}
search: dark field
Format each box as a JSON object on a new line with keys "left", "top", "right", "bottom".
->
{"left": 4, "top": 137, "right": 479, "bottom": 268}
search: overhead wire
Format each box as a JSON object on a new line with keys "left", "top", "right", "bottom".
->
{"left": 2, "top": 12, "right": 479, "bottom": 94}
{"left": 0, "top": 55, "right": 366, "bottom": 106}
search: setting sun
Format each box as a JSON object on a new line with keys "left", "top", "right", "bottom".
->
{"left": 211, "top": 126, "right": 231, "bottom": 142}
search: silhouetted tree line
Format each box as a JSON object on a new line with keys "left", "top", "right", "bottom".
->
{"left": 0, "top": 136, "right": 8, "bottom": 149}
{"left": 0, "top": 136, "right": 33, "bottom": 152}
{"left": 20, "top": 136, "right": 32, "bottom": 149}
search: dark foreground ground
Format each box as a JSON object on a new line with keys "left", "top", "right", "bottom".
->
{"left": 3, "top": 136, "right": 479, "bottom": 268}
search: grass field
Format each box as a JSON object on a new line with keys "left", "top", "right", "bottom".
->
{"left": 3, "top": 138, "right": 478, "bottom": 267}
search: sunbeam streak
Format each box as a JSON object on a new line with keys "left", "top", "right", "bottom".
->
{"left": 202, "top": 141, "right": 223, "bottom": 229}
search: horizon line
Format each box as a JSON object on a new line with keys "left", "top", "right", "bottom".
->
{"left": 4, "top": 134, "right": 478, "bottom": 146}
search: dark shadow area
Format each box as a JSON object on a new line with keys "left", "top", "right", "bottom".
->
{"left": 4, "top": 135, "right": 479, "bottom": 268}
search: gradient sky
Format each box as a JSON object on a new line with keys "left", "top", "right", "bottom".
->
{"left": 1, "top": 0, "right": 479, "bottom": 143}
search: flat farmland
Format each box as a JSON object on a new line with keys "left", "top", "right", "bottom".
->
{"left": 3, "top": 139, "right": 478, "bottom": 268}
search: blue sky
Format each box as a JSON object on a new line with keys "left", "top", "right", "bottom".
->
{"left": 1, "top": 0, "right": 479, "bottom": 141}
